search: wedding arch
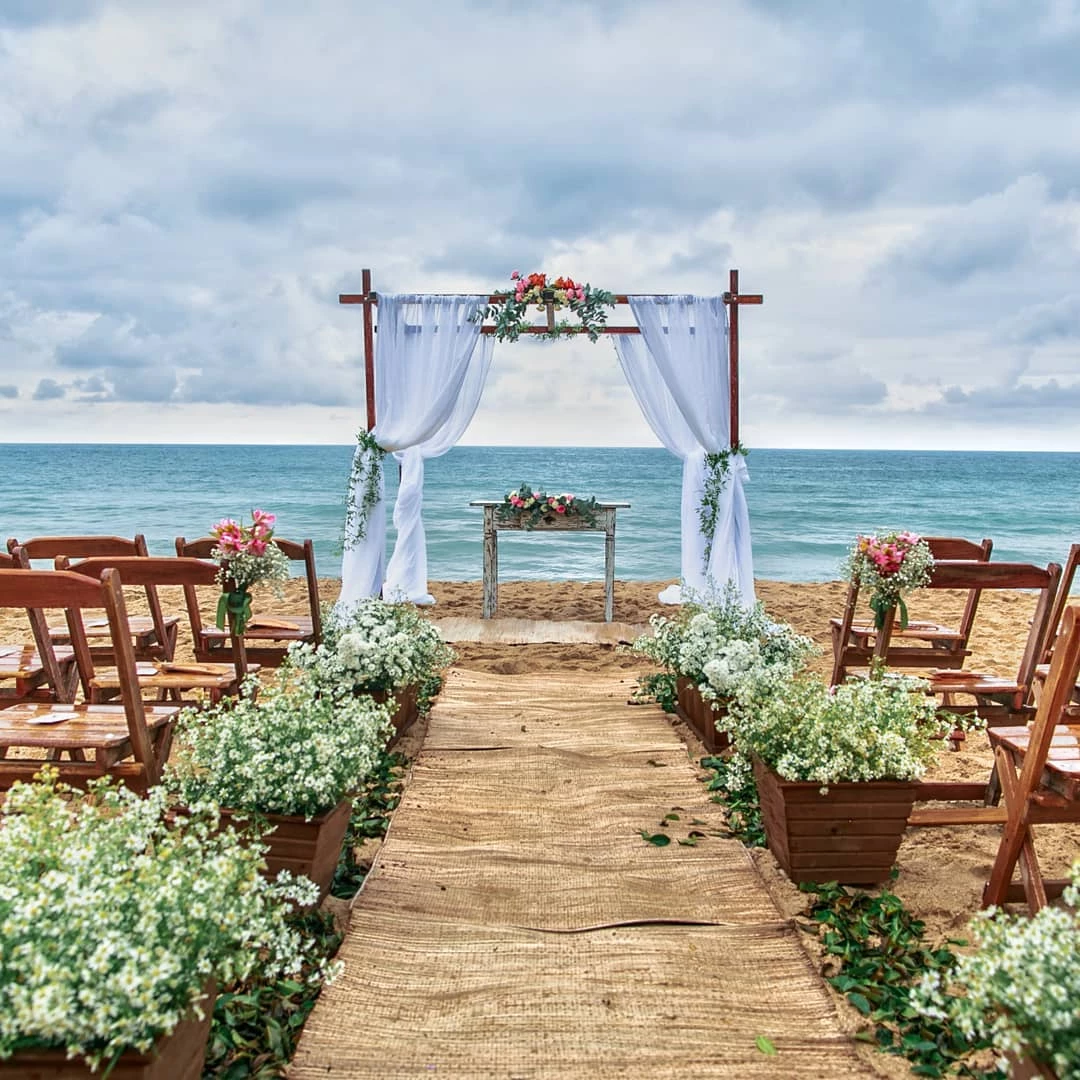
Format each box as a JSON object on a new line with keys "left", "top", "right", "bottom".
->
{"left": 337, "top": 268, "right": 762, "bottom": 611}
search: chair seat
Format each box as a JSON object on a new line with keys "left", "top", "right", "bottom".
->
{"left": 989, "top": 723, "right": 1080, "bottom": 800}
{"left": 831, "top": 617, "right": 965, "bottom": 644}
{"left": 49, "top": 615, "right": 180, "bottom": 643}
{"left": 91, "top": 662, "right": 260, "bottom": 693}
{"left": 929, "top": 671, "right": 1021, "bottom": 696}
{"left": 1033, "top": 662, "right": 1080, "bottom": 704}
{"left": 0, "top": 644, "right": 76, "bottom": 680}
{"left": 0, "top": 703, "right": 178, "bottom": 751}
{"left": 199, "top": 615, "right": 315, "bottom": 644}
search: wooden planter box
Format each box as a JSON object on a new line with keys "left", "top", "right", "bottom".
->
{"left": 1005, "top": 1050, "right": 1060, "bottom": 1080}
{"left": 371, "top": 683, "right": 419, "bottom": 747}
{"left": 220, "top": 798, "right": 351, "bottom": 903}
{"left": 1, "top": 986, "right": 215, "bottom": 1079}
{"left": 675, "top": 677, "right": 730, "bottom": 754}
{"left": 752, "top": 757, "right": 917, "bottom": 886}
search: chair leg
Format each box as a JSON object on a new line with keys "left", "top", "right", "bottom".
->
{"left": 982, "top": 747, "right": 1046, "bottom": 912}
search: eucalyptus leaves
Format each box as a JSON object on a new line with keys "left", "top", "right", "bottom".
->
{"left": 344, "top": 429, "right": 387, "bottom": 549}
{"left": 699, "top": 443, "right": 748, "bottom": 570}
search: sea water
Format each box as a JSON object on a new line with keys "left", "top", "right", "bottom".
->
{"left": 1, "top": 445, "right": 1076, "bottom": 582}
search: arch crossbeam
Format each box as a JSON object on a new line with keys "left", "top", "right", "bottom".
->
{"left": 339, "top": 268, "right": 762, "bottom": 447}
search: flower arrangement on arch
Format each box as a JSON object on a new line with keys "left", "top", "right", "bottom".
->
{"left": 842, "top": 530, "right": 933, "bottom": 631}
{"left": 476, "top": 271, "right": 616, "bottom": 342}
{"left": 496, "top": 483, "right": 600, "bottom": 530}
{"left": 210, "top": 510, "right": 291, "bottom": 633}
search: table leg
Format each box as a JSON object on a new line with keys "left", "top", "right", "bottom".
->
{"left": 482, "top": 508, "right": 498, "bottom": 619}
{"left": 604, "top": 521, "right": 616, "bottom": 623}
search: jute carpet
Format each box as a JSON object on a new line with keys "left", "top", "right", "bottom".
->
{"left": 290, "top": 669, "right": 872, "bottom": 1079}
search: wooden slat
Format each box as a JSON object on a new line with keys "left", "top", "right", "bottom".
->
{"left": 0, "top": 569, "right": 108, "bottom": 610}
{"left": 0, "top": 704, "right": 176, "bottom": 749}
{"left": 908, "top": 806, "right": 1007, "bottom": 826}
{"left": 63, "top": 556, "right": 218, "bottom": 588}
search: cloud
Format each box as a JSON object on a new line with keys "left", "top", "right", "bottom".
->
{"left": 32, "top": 377, "right": 65, "bottom": 400}
{"left": 0, "top": 0, "right": 1079, "bottom": 447}
{"left": 0, "top": 384, "right": 18, "bottom": 398}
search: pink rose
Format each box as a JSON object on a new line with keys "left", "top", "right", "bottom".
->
{"left": 556, "top": 505, "right": 566, "bottom": 513}
{"left": 511, "top": 270, "right": 520, "bottom": 280}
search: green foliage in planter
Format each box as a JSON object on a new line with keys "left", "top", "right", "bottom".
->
{"left": 802, "top": 881, "right": 1001, "bottom": 1079}
{"left": 0, "top": 772, "right": 328, "bottom": 1073}
{"left": 330, "top": 750, "right": 407, "bottom": 900}
{"left": 204, "top": 908, "right": 343, "bottom": 1079}
{"left": 733, "top": 673, "right": 980, "bottom": 786}
{"left": 167, "top": 666, "right": 393, "bottom": 820}
{"left": 630, "top": 672, "right": 678, "bottom": 713}
{"left": 912, "top": 861, "right": 1080, "bottom": 1079}
{"left": 700, "top": 754, "right": 765, "bottom": 848}
{"left": 629, "top": 585, "right": 814, "bottom": 737}
{"left": 294, "top": 599, "right": 455, "bottom": 697}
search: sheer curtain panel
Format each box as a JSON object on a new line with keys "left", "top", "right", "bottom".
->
{"left": 339, "top": 294, "right": 491, "bottom": 609}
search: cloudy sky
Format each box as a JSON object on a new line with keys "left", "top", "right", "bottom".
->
{"left": 1, "top": 0, "right": 1078, "bottom": 450}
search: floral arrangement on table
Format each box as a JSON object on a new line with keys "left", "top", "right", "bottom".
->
{"left": 731, "top": 671, "right": 983, "bottom": 787}
{"left": 289, "top": 599, "right": 455, "bottom": 700}
{"left": 0, "top": 770, "right": 329, "bottom": 1072}
{"left": 842, "top": 530, "right": 934, "bottom": 631}
{"left": 165, "top": 664, "right": 393, "bottom": 820}
{"left": 632, "top": 584, "right": 816, "bottom": 716}
{"left": 495, "top": 483, "right": 600, "bottom": 530}
{"left": 210, "top": 509, "right": 291, "bottom": 633}
{"left": 914, "top": 860, "right": 1080, "bottom": 1078}
{"left": 475, "top": 271, "right": 617, "bottom": 342}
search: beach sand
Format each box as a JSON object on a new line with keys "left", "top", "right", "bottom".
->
{"left": 3, "top": 576, "right": 1077, "bottom": 1052}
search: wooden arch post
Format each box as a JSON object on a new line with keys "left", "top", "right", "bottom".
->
{"left": 339, "top": 270, "right": 762, "bottom": 444}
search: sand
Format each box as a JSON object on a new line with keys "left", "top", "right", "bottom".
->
{"left": 2, "top": 576, "right": 1078, "bottom": 1030}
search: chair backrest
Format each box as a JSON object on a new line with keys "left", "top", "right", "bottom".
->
{"left": 871, "top": 560, "right": 1062, "bottom": 696}
{"left": 0, "top": 567, "right": 160, "bottom": 786}
{"left": 174, "top": 535, "right": 322, "bottom": 645}
{"left": 831, "top": 536, "right": 994, "bottom": 685}
{"left": 1040, "top": 543, "right": 1080, "bottom": 666}
{"left": 0, "top": 546, "right": 72, "bottom": 700}
{"left": 57, "top": 556, "right": 249, "bottom": 679}
{"left": 9, "top": 534, "right": 173, "bottom": 658}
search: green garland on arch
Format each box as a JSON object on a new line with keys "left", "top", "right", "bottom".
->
{"left": 343, "top": 429, "right": 387, "bottom": 549}
{"left": 699, "top": 443, "right": 748, "bottom": 571}
{"left": 475, "top": 272, "right": 616, "bottom": 343}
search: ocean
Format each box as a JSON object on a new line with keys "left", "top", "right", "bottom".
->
{"left": 1, "top": 445, "right": 1077, "bottom": 583}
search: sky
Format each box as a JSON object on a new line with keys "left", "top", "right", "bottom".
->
{"left": 1, "top": 0, "right": 1079, "bottom": 451}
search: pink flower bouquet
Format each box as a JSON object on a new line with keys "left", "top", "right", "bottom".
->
{"left": 496, "top": 484, "right": 599, "bottom": 530}
{"left": 209, "top": 510, "right": 291, "bottom": 632}
{"left": 843, "top": 530, "right": 934, "bottom": 630}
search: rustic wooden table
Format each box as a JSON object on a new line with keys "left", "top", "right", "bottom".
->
{"left": 469, "top": 501, "right": 631, "bottom": 622}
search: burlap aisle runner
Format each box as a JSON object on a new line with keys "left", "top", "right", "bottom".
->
{"left": 290, "top": 669, "right": 871, "bottom": 1079}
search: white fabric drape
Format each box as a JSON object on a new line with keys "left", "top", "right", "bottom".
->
{"left": 340, "top": 294, "right": 491, "bottom": 609}
{"left": 614, "top": 296, "right": 754, "bottom": 606}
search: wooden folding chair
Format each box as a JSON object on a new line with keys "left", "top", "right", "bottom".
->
{"left": 1031, "top": 542, "right": 1080, "bottom": 706}
{"left": 8, "top": 535, "right": 179, "bottom": 662}
{"left": 175, "top": 535, "right": 323, "bottom": 668}
{"left": 56, "top": 557, "right": 255, "bottom": 705}
{"left": 0, "top": 568, "right": 179, "bottom": 793}
{"left": 0, "top": 547, "right": 80, "bottom": 706}
{"left": 871, "top": 561, "right": 1060, "bottom": 728}
{"left": 830, "top": 536, "right": 993, "bottom": 685}
{"left": 982, "top": 603, "right": 1080, "bottom": 912}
